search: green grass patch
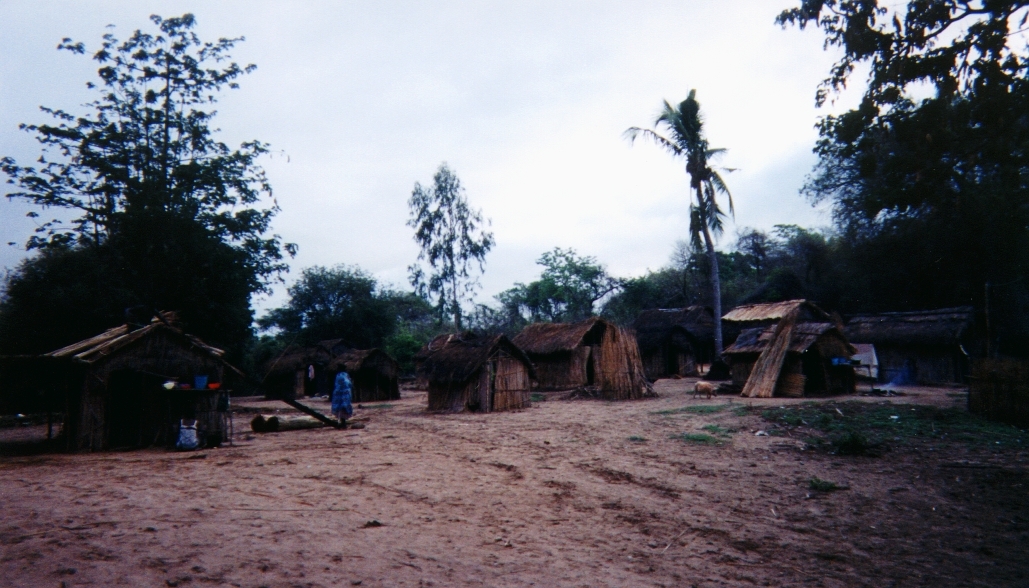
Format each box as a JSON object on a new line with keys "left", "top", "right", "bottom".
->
{"left": 701, "top": 424, "right": 734, "bottom": 437}
{"left": 530, "top": 393, "right": 547, "bottom": 402}
{"left": 654, "top": 404, "right": 728, "bottom": 415}
{"left": 808, "top": 477, "right": 841, "bottom": 492}
{"left": 361, "top": 403, "right": 395, "bottom": 410}
{"left": 761, "top": 402, "right": 1025, "bottom": 452}
{"left": 627, "top": 435, "right": 647, "bottom": 443}
{"left": 732, "top": 405, "right": 753, "bottom": 417}
{"left": 672, "top": 432, "right": 723, "bottom": 445}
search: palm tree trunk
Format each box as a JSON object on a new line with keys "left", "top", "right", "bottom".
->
{"left": 701, "top": 222, "right": 724, "bottom": 356}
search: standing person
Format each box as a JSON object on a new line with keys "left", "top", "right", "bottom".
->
{"left": 332, "top": 370, "right": 353, "bottom": 427}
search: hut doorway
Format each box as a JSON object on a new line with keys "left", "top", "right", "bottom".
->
{"left": 586, "top": 351, "right": 596, "bottom": 385}
{"left": 106, "top": 370, "right": 164, "bottom": 448}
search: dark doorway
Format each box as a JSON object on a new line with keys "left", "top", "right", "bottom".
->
{"left": 586, "top": 351, "right": 596, "bottom": 385}
{"left": 107, "top": 370, "right": 165, "bottom": 448}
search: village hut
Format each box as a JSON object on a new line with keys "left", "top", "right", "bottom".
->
{"left": 844, "top": 307, "right": 975, "bottom": 384}
{"left": 43, "top": 314, "right": 239, "bottom": 451}
{"left": 512, "top": 317, "right": 651, "bottom": 400}
{"left": 632, "top": 307, "right": 715, "bottom": 380}
{"left": 723, "top": 320, "right": 857, "bottom": 398}
{"left": 418, "top": 333, "right": 535, "bottom": 412}
{"left": 328, "top": 348, "right": 400, "bottom": 402}
{"left": 260, "top": 339, "right": 347, "bottom": 399}
{"left": 262, "top": 340, "right": 402, "bottom": 401}
{"left": 721, "top": 299, "right": 832, "bottom": 347}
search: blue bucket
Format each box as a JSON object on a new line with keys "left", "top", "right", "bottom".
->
{"left": 194, "top": 375, "right": 208, "bottom": 390}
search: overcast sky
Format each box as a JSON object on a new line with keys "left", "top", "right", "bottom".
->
{"left": 0, "top": 1, "right": 865, "bottom": 314}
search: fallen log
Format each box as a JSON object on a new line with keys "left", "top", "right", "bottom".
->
{"left": 251, "top": 414, "right": 371, "bottom": 433}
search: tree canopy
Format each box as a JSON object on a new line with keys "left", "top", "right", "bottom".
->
{"left": 778, "top": 0, "right": 1029, "bottom": 354}
{"left": 497, "top": 247, "right": 619, "bottom": 325}
{"left": 0, "top": 14, "right": 293, "bottom": 354}
{"left": 407, "top": 163, "right": 494, "bottom": 329}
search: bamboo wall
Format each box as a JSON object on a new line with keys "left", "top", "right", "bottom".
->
{"left": 969, "top": 358, "right": 1029, "bottom": 427}
{"left": 594, "top": 326, "right": 649, "bottom": 400}
{"left": 532, "top": 346, "right": 591, "bottom": 390}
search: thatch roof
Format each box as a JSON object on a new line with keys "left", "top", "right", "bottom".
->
{"left": 46, "top": 315, "right": 227, "bottom": 365}
{"left": 632, "top": 307, "right": 714, "bottom": 352}
{"left": 845, "top": 307, "right": 973, "bottom": 346}
{"left": 722, "top": 299, "right": 830, "bottom": 323}
{"left": 328, "top": 348, "right": 397, "bottom": 372}
{"left": 418, "top": 333, "right": 535, "bottom": 385}
{"left": 512, "top": 317, "right": 606, "bottom": 355}
{"left": 725, "top": 323, "right": 857, "bottom": 356}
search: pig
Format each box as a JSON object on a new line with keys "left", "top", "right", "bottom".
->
{"left": 693, "top": 381, "right": 716, "bottom": 399}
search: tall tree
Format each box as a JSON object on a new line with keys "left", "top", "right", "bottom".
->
{"left": 625, "top": 90, "right": 735, "bottom": 354}
{"left": 0, "top": 14, "right": 294, "bottom": 354}
{"left": 407, "top": 163, "right": 495, "bottom": 329}
{"left": 777, "top": 1, "right": 1029, "bottom": 354}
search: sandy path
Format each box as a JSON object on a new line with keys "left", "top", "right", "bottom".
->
{"left": 1, "top": 380, "right": 1026, "bottom": 587}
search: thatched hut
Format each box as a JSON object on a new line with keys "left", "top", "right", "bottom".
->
{"left": 722, "top": 299, "right": 832, "bottom": 347}
{"left": 43, "top": 315, "right": 238, "bottom": 451}
{"left": 260, "top": 340, "right": 338, "bottom": 399}
{"left": 632, "top": 307, "right": 715, "bottom": 380}
{"left": 844, "top": 307, "right": 974, "bottom": 384}
{"left": 724, "top": 322, "right": 856, "bottom": 397}
{"left": 328, "top": 348, "right": 400, "bottom": 402}
{"left": 418, "top": 333, "right": 535, "bottom": 412}
{"left": 262, "top": 341, "right": 402, "bottom": 400}
{"left": 512, "top": 317, "right": 650, "bottom": 400}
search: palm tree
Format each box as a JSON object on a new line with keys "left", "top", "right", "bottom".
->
{"left": 625, "top": 89, "right": 734, "bottom": 355}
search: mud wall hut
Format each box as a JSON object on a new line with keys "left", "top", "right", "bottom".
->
{"left": 512, "top": 317, "right": 650, "bottom": 400}
{"left": 632, "top": 307, "right": 715, "bottom": 380}
{"left": 329, "top": 348, "right": 400, "bottom": 403}
{"left": 722, "top": 300, "right": 832, "bottom": 347}
{"left": 724, "top": 322, "right": 856, "bottom": 397}
{"left": 844, "top": 307, "right": 974, "bottom": 385}
{"left": 418, "top": 333, "right": 535, "bottom": 413}
{"left": 44, "top": 315, "right": 237, "bottom": 451}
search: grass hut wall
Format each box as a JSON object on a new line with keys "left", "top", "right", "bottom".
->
{"left": 723, "top": 322, "right": 857, "bottom": 398}
{"left": 418, "top": 334, "right": 535, "bottom": 413}
{"left": 632, "top": 307, "right": 715, "bottom": 380}
{"left": 329, "top": 348, "right": 400, "bottom": 402}
{"left": 512, "top": 317, "right": 651, "bottom": 400}
{"left": 721, "top": 300, "right": 833, "bottom": 347}
{"left": 844, "top": 307, "right": 974, "bottom": 385}
{"left": 44, "top": 316, "right": 238, "bottom": 451}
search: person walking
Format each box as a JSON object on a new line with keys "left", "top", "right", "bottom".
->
{"left": 332, "top": 370, "right": 353, "bottom": 427}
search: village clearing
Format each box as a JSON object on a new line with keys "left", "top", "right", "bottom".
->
{"left": 1, "top": 380, "right": 1027, "bottom": 588}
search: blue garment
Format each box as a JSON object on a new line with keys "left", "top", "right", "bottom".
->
{"left": 332, "top": 371, "right": 353, "bottom": 419}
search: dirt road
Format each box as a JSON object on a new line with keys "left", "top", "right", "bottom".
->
{"left": 1, "top": 380, "right": 1026, "bottom": 587}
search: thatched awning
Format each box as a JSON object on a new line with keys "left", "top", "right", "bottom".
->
{"left": 512, "top": 317, "right": 605, "bottom": 355}
{"left": 845, "top": 307, "right": 973, "bottom": 346}
{"left": 632, "top": 307, "right": 713, "bottom": 352}
{"left": 722, "top": 299, "right": 831, "bottom": 323}
{"left": 419, "top": 334, "right": 535, "bottom": 385}
{"left": 725, "top": 323, "right": 857, "bottom": 357}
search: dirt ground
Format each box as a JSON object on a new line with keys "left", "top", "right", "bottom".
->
{"left": 2, "top": 380, "right": 1027, "bottom": 588}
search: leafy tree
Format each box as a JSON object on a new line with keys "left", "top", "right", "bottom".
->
{"left": 498, "top": 248, "right": 619, "bottom": 324}
{"left": 626, "top": 90, "right": 735, "bottom": 354}
{"left": 407, "top": 163, "right": 495, "bottom": 329}
{"left": 0, "top": 14, "right": 293, "bottom": 353}
{"left": 260, "top": 266, "right": 394, "bottom": 347}
{"left": 778, "top": 1, "right": 1029, "bottom": 354}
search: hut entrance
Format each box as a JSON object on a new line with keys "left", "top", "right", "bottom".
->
{"left": 106, "top": 370, "right": 164, "bottom": 449}
{"left": 586, "top": 350, "right": 596, "bottom": 385}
